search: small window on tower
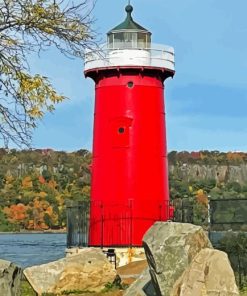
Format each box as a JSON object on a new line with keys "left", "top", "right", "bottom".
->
{"left": 127, "top": 81, "right": 134, "bottom": 88}
{"left": 118, "top": 127, "right": 125, "bottom": 134}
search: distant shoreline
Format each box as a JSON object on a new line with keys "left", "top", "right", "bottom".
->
{"left": 0, "top": 230, "right": 67, "bottom": 234}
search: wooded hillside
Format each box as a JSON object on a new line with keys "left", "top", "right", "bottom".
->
{"left": 0, "top": 149, "right": 246, "bottom": 231}
{"left": 0, "top": 148, "right": 91, "bottom": 231}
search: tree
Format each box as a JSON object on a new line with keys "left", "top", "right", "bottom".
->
{"left": 225, "top": 181, "right": 242, "bottom": 193}
{"left": 219, "top": 232, "right": 247, "bottom": 288}
{"left": 0, "top": 0, "right": 96, "bottom": 147}
{"left": 44, "top": 212, "right": 52, "bottom": 228}
{"left": 0, "top": 207, "right": 16, "bottom": 231}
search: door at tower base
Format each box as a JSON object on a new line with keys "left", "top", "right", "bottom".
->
{"left": 88, "top": 72, "right": 171, "bottom": 248}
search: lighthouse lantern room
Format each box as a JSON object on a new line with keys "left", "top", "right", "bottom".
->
{"left": 84, "top": 4, "right": 175, "bottom": 248}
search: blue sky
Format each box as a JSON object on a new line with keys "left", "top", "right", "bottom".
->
{"left": 29, "top": 0, "right": 247, "bottom": 152}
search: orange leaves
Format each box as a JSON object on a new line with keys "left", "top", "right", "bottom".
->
{"left": 38, "top": 175, "right": 46, "bottom": 184}
{"left": 23, "top": 175, "right": 56, "bottom": 189}
{"left": 37, "top": 174, "right": 57, "bottom": 189}
{"left": 26, "top": 220, "right": 35, "bottom": 230}
{"left": 45, "top": 206, "right": 53, "bottom": 216}
{"left": 33, "top": 197, "right": 49, "bottom": 210}
{"left": 29, "top": 197, "right": 57, "bottom": 230}
{"left": 226, "top": 152, "right": 245, "bottom": 162}
{"left": 0, "top": 149, "right": 92, "bottom": 231}
{"left": 22, "top": 176, "right": 33, "bottom": 189}
{"left": 4, "top": 203, "right": 27, "bottom": 222}
{"left": 3, "top": 197, "right": 57, "bottom": 230}
{"left": 196, "top": 189, "right": 208, "bottom": 206}
{"left": 48, "top": 179, "right": 57, "bottom": 190}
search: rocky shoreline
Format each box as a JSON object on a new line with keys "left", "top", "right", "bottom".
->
{"left": 0, "top": 222, "right": 241, "bottom": 296}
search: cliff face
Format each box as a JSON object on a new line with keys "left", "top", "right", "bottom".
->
{"left": 169, "top": 164, "right": 247, "bottom": 185}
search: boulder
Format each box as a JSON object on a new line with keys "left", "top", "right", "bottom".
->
{"left": 0, "top": 259, "right": 22, "bottom": 296}
{"left": 123, "top": 268, "right": 156, "bottom": 296}
{"left": 24, "top": 248, "right": 116, "bottom": 295}
{"left": 117, "top": 260, "right": 148, "bottom": 285}
{"left": 171, "top": 248, "right": 239, "bottom": 296}
{"left": 142, "top": 222, "right": 212, "bottom": 296}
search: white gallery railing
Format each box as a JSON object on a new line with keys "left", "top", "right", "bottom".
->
{"left": 84, "top": 43, "right": 175, "bottom": 72}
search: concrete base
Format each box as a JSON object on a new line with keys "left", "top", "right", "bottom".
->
{"left": 65, "top": 247, "right": 145, "bottom": 267}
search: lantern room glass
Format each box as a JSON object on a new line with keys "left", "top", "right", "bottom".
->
{"left": 108, "top": 32, "right": 151, "bottom": 49}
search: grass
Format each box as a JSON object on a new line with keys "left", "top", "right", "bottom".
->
{"left": 21, "top": 277, "right": 247, "bottom": 296}
{"left": 240, "top": 286, "right": 247, "bottom": 296}
{"left": 20, "top": 280, "right": 36, "bottom": 296}
{"left": 20, "top": 279, "right": 124, "bottom": 296}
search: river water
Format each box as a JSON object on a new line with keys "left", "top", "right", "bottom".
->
{"left": 0, "top": 232, "right": 228, "bottom": 269}
{"left": 0, "top": 233, "right": 66, "bottom": 268}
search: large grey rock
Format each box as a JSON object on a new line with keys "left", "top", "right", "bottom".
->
{"left": 0, "top": 259, "right": 22, "bottom": 296}
{"left": 124, "top": 268, "right": 155, "bottom": 296}
{"left": 142, "top": 222, "right": 212, "bottom": 296}
{"left": 24, "top": 248, "right": 116, "bottom": 296}
{"left": 171, "top": 248, "right": 239, "bottom": 296}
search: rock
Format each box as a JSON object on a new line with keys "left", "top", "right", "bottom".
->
{"left": 117, "top": 260, "right": 148, "bottom": 285}
{"left": 142, "top": 222, "right": 212, "bottom": 296}
{"left": 0, "top": 259, "right": 22, "bottom": 296}
{"left": 171, "top": 248, "right": 239, "bottom": 296}
{"left": 24, "top": 248, "right": 116, "bottom": 295}
{"left": 115, "top": 248, "right": 146, "bottom": 267}
{"left": 123, "top": 268, "right": 156, "bottom": 296}
{"left": 66, "top": 247, "right": 146, "bottom": 268}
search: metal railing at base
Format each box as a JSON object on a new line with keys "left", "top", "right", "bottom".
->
{"left": 66, "top": 200, "right": 90, "bottom": 248}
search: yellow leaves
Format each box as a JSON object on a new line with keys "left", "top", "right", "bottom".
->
{"left": 0, "top": 64, "right": 12, "bottom": 75}
{"left": 38, "top": 191, "right": 47, "bottom": 198}
{"left": 82, "top": 185, "right": 91, "bottom": 198}
{"left": 23, "top": 1, "right": 65, "bottom": 36}
{"left": 5, "top": 174, "right": 14, "bottom": 184}
{"left": 27, "top": 107, "right": 44, "bottom": 118}
{"left": 197, "top": 189, "right": 204, "bottom": 196}
{"left": 32, "top": 5, "right": 46, "bottom": 16}
{"left": 19, "top": 75, "right": 43, "bottom": 92}
{"left": 56, "top": 195, "right": 64, "bottom": 206}
{"left": 16, "top": 72, "right": 66, "bottom": 119}
{"left": 0, "top": 0, "right": 91, "bottom": 147}
{"left": 189, "top": 186, "right": 193, "bottom": 193}
{"left": 43, "top": 27, "right": 55, "bottom": 34}
{"left": 50, "top": 92, "right": 65, "bottom": 103}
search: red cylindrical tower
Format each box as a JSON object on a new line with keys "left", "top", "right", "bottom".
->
{"left": 85, "top": 5, "right": 175, "bottom": 247}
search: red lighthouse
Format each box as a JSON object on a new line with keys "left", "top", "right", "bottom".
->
{"left": 84, "top": 5, "right": 175, "bottom": 247}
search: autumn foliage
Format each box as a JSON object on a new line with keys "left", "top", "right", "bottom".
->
{"left": 0, "top": 149, "right": 247, "bottom": 231}
{"left": 0, "top": 149, "right": 91, "bottom": 231}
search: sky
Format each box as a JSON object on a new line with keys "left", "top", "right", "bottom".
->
{"left": 28, "top": 0, "right": 247, "bottom": 152}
